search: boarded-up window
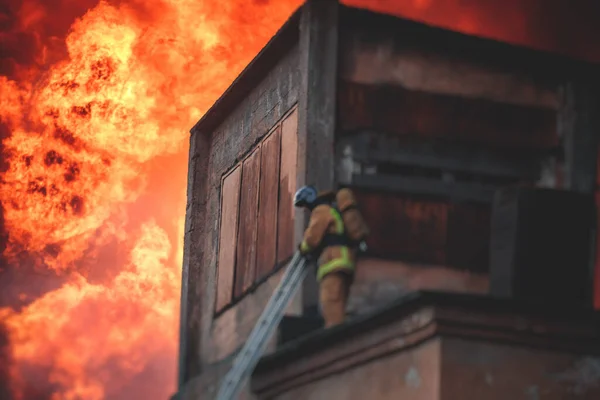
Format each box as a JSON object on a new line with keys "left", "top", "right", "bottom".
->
{"left": 216, "top": 166, "right": 242, "bottom": 312}
{"left": 353, "top": 190, "right": 448, "bottom": 264}
{"left": 277, "top": 109, "right": 298, "bottom": 263}
{"left": 256, "top": 127, "right": 282, "bottom": 279}
{"left": 216, "top": 107, "right": 298, "bottom": 308}
{"left": 338, "top": 82, "right": 557, "bottom": 150}
{"left": 353, "top": 189, "right": 490, "bottom": 271}
{"left": 235, "top": 148, "right": 261, "bottom": 297}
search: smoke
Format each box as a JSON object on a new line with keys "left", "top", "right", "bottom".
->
{"left": 0, "top": 0, "right": 103, "bottom": 79}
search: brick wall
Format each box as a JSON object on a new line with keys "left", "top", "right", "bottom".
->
{"left": 181, "top": 42, "right": 301, "bottom": 382}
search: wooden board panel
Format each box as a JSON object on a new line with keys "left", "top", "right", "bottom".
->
{"left": 339, "top": 30, "right": 558, "bottom": 110}
{"left": 446, "top": 203, "right": 491, "bottom": 273}
{"left": 277, "top": 109, "right": 299, "bottom": 263}
{"left": 353, "top": 188, "right": 491, "bottom": 271}
{"left": 235, "top": 149, "right": 261, "bottom": 297}
{"left": 216, "top": 166, "right": 242, "bottom": 312}
{"left": 354, "top": 189, "right": 448, "bottom": 264}
{"left": 338, "top": 81, "right": 557, "bottom": 150}
{"left": 256, "top": 127, "right": 282, "bottom": 279}
{"left": 337, "top": 133, "right": 542, "bottom": 181}
{"left": 351, "top": 174, "right": 496, "bottom": 205}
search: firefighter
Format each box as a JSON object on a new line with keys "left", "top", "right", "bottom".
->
{"left": 294, "top": 185, "right": 369, "bottom": 328}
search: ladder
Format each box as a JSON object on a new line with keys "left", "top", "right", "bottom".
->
{"left": 215, "top": 251, "right": 310, "bottom": 400}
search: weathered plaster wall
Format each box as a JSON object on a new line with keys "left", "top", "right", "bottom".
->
{"left": 208, "top": 266, "right": 301, "bottom": 364}
{"left": 251, "top": 291, "right": 600, "bottom": 400}
{"left": 275, "top": 339, "right": 441, "bottom": 400}
{"left": 199, "top": 42, "right": 300, "bottom": 364}
{"left": 348, "top": 258, "right": 488, "bottom": 316}
{"left": 180, "top": 42, "right": 300, "bottom": 389}
{"left": 269, "top": 338, "right": 600, "bottom": 400}
{"left": 441, "top": 339, "right": 600, "bottom": 400}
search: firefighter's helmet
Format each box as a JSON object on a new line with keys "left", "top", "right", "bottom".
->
{"left": 293, "top": 185, "right": 318, "bottom": 209}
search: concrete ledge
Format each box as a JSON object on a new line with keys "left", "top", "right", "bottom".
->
{"left": 251, "top": 291, "right": 600, "bottom": 399}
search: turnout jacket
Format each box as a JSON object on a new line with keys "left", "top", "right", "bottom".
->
{"left": 299, "top": 201, "right": 356, "bottom": 282}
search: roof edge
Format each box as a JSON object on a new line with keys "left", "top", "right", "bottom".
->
{"left": 190, "top": 6, "right": 303, "bottom": 136}
{"left": 191, "top": 2, "right": 600, "bottom": 138}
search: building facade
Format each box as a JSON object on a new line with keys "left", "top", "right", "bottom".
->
{"left": 176, "top": 1, "right": 600, "bottom": 398}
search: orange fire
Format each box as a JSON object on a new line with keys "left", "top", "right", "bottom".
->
{"left": 1, "top": 0, "right": 600, "bottom": 399}
{"left": 0, "top": 0, "right": 301, "bottom": 398}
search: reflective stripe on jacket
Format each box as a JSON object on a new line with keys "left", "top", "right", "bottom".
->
{"left": 300, "top": 204, "right": 355, "bottom": 282}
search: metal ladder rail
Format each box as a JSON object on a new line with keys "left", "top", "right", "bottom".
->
{"left": 215, "top": 252, "right": 310, "bottom": 400}
{"left": 233, "top": 253, "right": 305, "bottom": 367}
{"left": 215, "top": 252, "right": 308, "bottom": 400}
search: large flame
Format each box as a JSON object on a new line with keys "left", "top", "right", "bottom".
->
{"left": 1, "top": 0, "right": 600, "bottom": 399}
{"left": 0, "top": 0, "right": 301, "bottom": 398}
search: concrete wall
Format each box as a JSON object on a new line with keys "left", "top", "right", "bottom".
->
{"left": 260, "top": 337, "right": 600, "bottom": 400}
{"left": 251, "top": 292, "right": 600, "bottom": 400}
{"left": 442, "top": 338, "right": 600, "bottom": 400}
{"left": 277, "top": 339, "right": 441, "bottom": 400}
{"left": 180, "top": 42, "right": 301, "bottom": 390}
{"left": 348, "top": 258, "right": 488, "bottom": 316}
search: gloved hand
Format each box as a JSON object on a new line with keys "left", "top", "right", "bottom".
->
{"left": 298, "top": 242, "right": 309, "bottom": 256}
{"left": 298, "top": 243, "right": 317, "bottom": 263}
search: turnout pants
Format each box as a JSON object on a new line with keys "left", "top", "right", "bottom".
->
{"left": 319, "top": 271, "right": 352, "bottom": 328}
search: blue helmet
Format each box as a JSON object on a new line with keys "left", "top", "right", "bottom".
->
{"left": 293, "top": 185, "right": 318, "bottom": 209}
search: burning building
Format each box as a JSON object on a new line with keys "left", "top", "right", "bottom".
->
{"left": 176, "top": 0, "right": 600, "bottom": 399}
